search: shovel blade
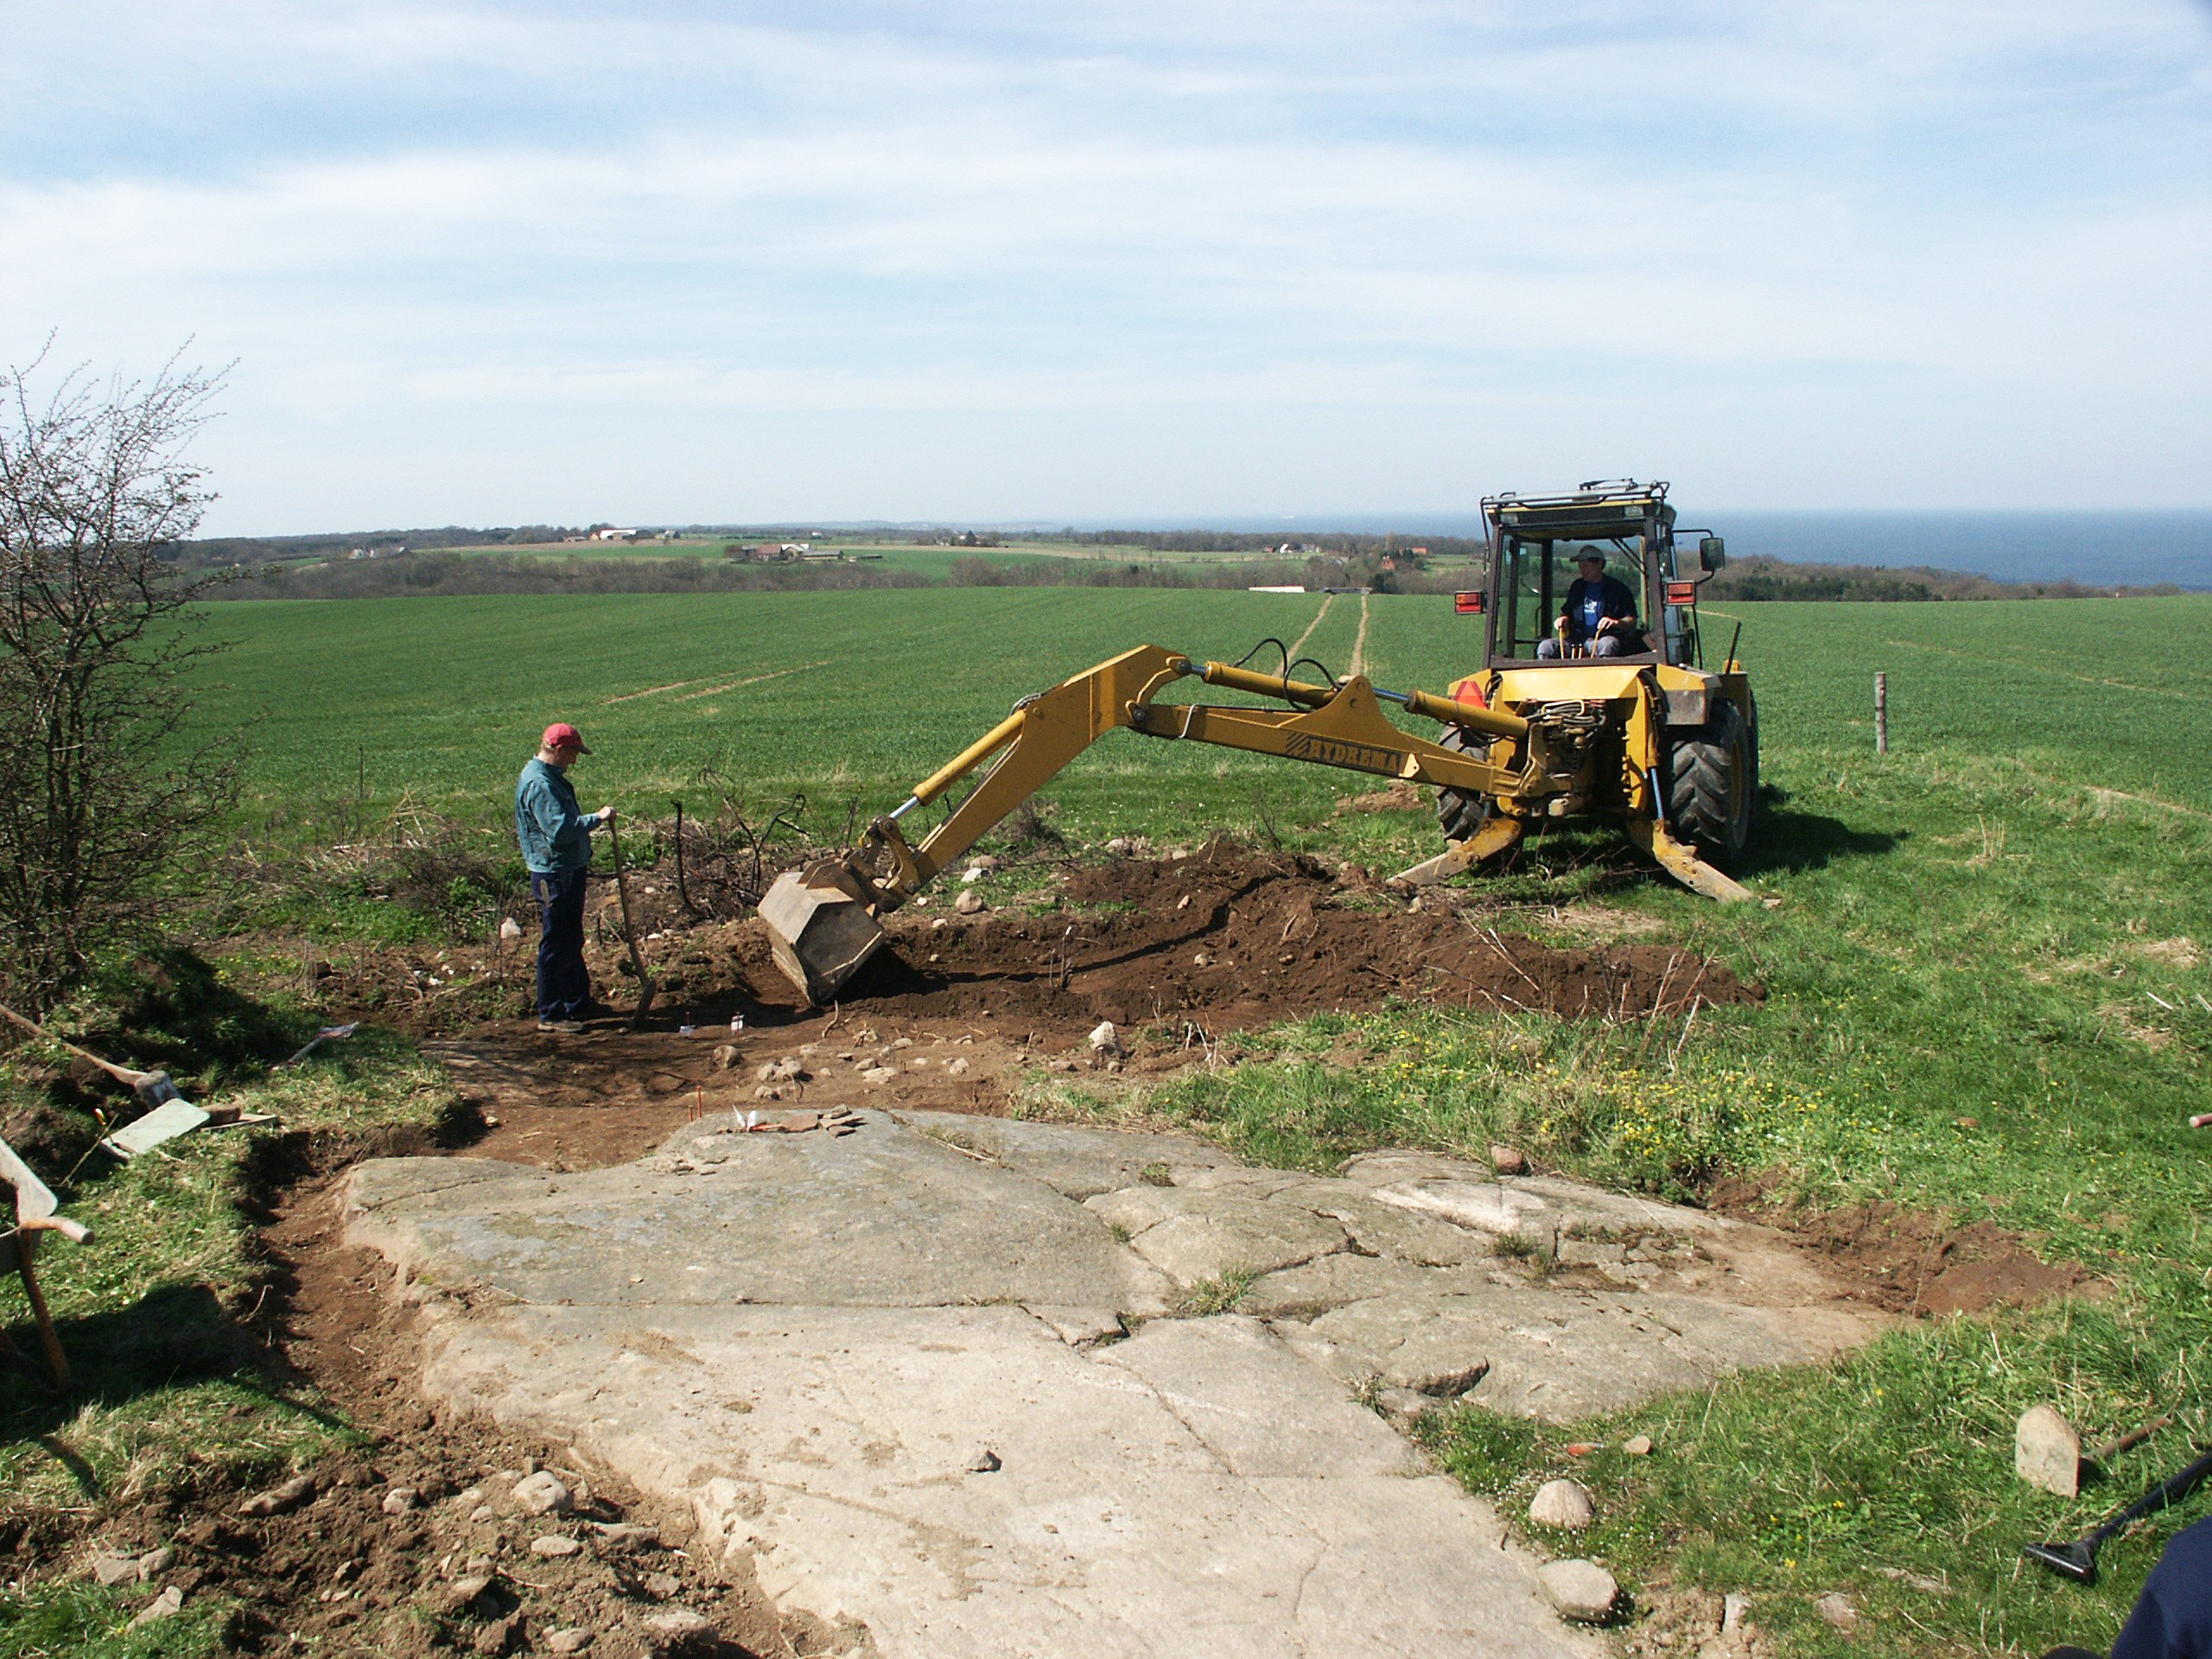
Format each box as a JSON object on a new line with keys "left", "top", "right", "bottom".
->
{"left": 2024, "top": 1541, "right": 2097, "bottom": 1583}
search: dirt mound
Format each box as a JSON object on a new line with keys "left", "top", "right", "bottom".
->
{"left": 744, "top": 842, "right": 1757, "bottom": 1035}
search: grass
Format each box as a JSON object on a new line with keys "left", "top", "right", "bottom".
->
{"left": 104, "top": 583, "right": 2212, "bottom": 1654}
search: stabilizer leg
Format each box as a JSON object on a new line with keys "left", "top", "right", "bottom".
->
{"left": 1628, "top": 817, "right": 1758, "bottom": 903}
{"left": 1389, "top": 814, "right": 1526, "bottom": 888}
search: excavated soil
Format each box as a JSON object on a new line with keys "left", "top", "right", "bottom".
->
{"left": 704, "top": 840, "right": 1758, "bottom": 1037}
{"left": 286, "top": 842, "right": 1760, "bottom": 1050}
{"left": 1703, "top": 1180, "right": 2103, "bottom": 1318}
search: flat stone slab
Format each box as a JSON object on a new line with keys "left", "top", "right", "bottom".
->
{"left": 409, "top": 1299, "right": 1599, "bottom": 1659}
{"left": 895, "top": 1109, "right": 1236, "bottom": 1199}
{"left": 348, "top": 1109, "right": 1173, "bottom": 1317}
{"left": 1278, "top": 1281, "right": 1837, "bottom": 1418}
{"left": 1085, "top": 1185, "right": 1347, "bottom": 1284}
{"left": 346, "top": 1108, "right": 1884, "bottom": 1654}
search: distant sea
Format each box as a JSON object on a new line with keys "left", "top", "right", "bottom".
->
{"left": 1080, "top": 511, "right": 2212, "bottom": 591}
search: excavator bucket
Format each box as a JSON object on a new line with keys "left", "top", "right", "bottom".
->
{"left": 760, "top": 862, "right": 887, "bottom": 1004}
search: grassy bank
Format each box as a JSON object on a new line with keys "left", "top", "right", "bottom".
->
{"left": 0, "top": 988, "right": 461, "bottom": 1656}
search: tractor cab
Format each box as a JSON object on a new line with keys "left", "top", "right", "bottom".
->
{"left": 1464, "top": 480, "right": 1726, "bottom": 671}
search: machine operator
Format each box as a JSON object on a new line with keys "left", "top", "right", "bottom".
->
{"left": 1537, "top": 548, "right": 1640, "bottom": 658}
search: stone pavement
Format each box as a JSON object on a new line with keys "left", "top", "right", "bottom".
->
{"left": 344, "top": 1109, "right": 1883, "bottom": 1656}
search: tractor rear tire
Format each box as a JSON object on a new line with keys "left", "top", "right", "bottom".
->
{"left": 1434, "top": 723, "right": 1493, "bottom": 842}
{"left": 1668, "top": 700, "right": 1754, "bottom": 862}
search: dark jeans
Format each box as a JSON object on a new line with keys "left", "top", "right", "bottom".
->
{"left": 530, "top": 868, "right": 591, "bottom": 1020}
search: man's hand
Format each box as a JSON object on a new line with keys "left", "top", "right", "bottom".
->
{"left": 596, "top": 806, "right": 616, "bottom": 826}
{"left": 1594, "top": 615, "right": 1623, "bottom": 635}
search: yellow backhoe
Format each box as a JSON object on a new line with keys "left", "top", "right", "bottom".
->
{"left": 762, "top": 480, "right": 1758, "bottom": 1003}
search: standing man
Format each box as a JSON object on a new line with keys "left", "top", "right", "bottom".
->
{"left": 1537, "top": 548, "right": 1642, "bottom": 658}
{"left": 515, "top": 722, "right": 614, "bottom": 1035}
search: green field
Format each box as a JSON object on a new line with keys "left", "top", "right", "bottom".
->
{"left": 113, "top": 588, "right": 2212, "bottom": 1651}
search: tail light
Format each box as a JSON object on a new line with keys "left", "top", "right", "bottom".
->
{"left": 1665, "top": 581, "right": 1698, "bottom": 607}
{"left": 1454, "top": 592, "right": 1485, "bottom": 614}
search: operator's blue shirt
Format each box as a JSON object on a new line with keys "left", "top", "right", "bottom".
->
{"left": 515, "top": 758, "right": 597, "bottom": 874}
{"left": 1562, "top": 574, "right": 1637, "bottom": 644}
{"left": 2112, "top": 1515, "right": 2212, "bottom": 1659}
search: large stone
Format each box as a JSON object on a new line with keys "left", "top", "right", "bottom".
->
{"left": 1529, "top": 1480, "right": 1595, "bottom": 1530}
{"left": 406, "top": 1300, "right": 1599, "bottom": 1659}
{"left": 1536, "top": 1560, "right": 1618, "bottom": 1623}
{"left": 347, "top": 1112, "right": 1172, "bottom": 1319}
{"left": 340, "top": 1107, "right": 1886, "bottom": 1658}
{"left": 2016, "top": 1404, "right": 2081, "bottom": 1497}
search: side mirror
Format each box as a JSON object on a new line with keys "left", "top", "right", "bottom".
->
{"left": 1698, "top": 536, "right": 1726, "bottom": 572}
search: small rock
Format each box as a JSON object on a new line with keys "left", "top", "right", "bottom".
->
{"left": 946, "top": 1058, "right": 969, "bottom": 1077}
{"left": 238, "top": 1472, "right": 316, "bottom": 1517}
{"left": 1046, "top": 1058, "right": 1078, "bottom": 1073}
{"left": 964, "top": 1447, "right": 1002, "bottom": 1473}
{"left": 891, "top": 1037, "right": 913, "bottom": 1049}
{"left": 447, "top": 1573, "right": 494, "bottom": 1609}
{"left": 1621, "top": 1434, "right": 1654, "bottom": 1457}
{"left": 1529, "top": 1478, "right": 1596, "bottom": 1530}
{"left": 511, "top": 1470, "right": 574, "bottom": 1516}
{"left": 591, "top": 1522, "right": 660, "bottom": 1553}
{"left": 129, "top": 1585, "right": 185, "bottom": 1628}
{"left": 753, "top": 1084, "right": 784, "bottom": 1101}
{"left": 1088, "top": 1020, "right": 1121, "bottom": 1054}
{"left": 961, "top": 866, "right": 985, "bottom": 884}
{"left": 1105, "top": 836, "right": 1134, "bottom": 855}
{"left": 1192, "top": 952, "right": 1211, "bottom": 967}
{"left": 471, "top": 1504, "right": 496, "bottom": 1522}
{"left": 1815, "top": 1592, "right": 1859, "bottom": 1635}
{"left": 971, "top": 855, "right": 999, "bottom": 872}
{"left": 861, "top": 1065, "right": 896, "bottom": 1084}
{"left": 641, "top": 1608, "right": 714, "bottom": 1655}
{"left": 643, "top": 1571, "right": 683, "bottom": 1600}
{"left": 473, "top": 1612, "right": 522, "bottom": 1656}
{"left": 1721, "top": 1592, "right": 1751, "bottom": 1636}
{"left": 709, "top": 1045, "right": 741, "bottom": 1071}
{"left": 531, "top": 1534, "right": 582, "bottom": 1557}
{"left": 381, "top": 1486, "right": 421, "bottom": 1515}
{"left": 499, "top": 916, "right": 524, "bottom": 941}
{"left": 90, "top": 1549, "right": 139, "bottom": 1586}
{"left": 1536, "top": 1559, "right": 1618, "bottom": 1623}
{"left": 1490, "top": 1143, "right": 1529, "bottom": 1176}
{"left": 954, "top": 890, "right": 985, "bottom": 916}
{"left": 136, "top": 1546, "right": 175, "bottom": 1580}
{"left": 547, "top": 1630, "right": 593, "bottom": 1656}
{"left": 2016, "top": 1403, "right": 2081, "bottom": 1497}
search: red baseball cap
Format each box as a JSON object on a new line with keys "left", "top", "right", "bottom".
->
{"left": 541, "top": 722, "right": 591, "bottom": 754}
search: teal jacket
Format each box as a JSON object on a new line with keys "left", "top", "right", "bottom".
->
{"left": 515, "top": 758, "right": 600, "bottom": 874}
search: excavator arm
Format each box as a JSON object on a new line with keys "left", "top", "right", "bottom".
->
{"left": 760, "top": 644, "right": 1547, "bottom": 1001}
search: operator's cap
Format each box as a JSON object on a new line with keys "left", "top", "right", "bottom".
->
{"left": 541, "top": 721, "right": 591, "bottom": 754}
{"left": 1576, "top": 546, "right": 1606, "bottom": 563}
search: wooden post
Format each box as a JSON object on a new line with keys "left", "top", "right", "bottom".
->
{"left": 1874, "top": 672, "right": 1889, "bottom": 753}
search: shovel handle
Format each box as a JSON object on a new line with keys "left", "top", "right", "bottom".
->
{"left": 2091, "top": 1446, "right": 2212, "bottom": 1546}
{"left": 0, "top": 1003, "right": 153, "bottom": 1088}
{"left": 606, "top": 828, "right": 656, "bottom": 1008}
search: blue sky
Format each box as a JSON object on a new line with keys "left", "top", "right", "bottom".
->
{"left": 4, "top": 2, "right": 2208, "bottom": 532}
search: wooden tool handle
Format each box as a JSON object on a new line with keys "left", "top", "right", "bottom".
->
{"left": 18, "top": 1216, "right": 92, "bottom": 1244}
